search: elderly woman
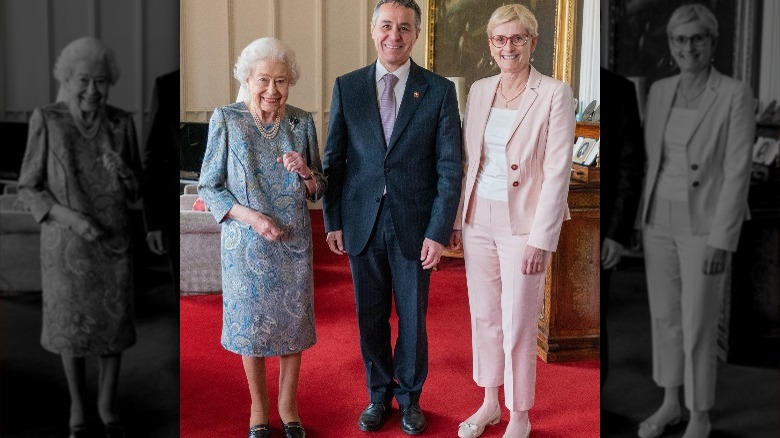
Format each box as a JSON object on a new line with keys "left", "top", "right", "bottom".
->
{"left": 18, "top": 37, "right": 139, "bottom": 438}
{"left": 449, "top": 4, "right": 574, "bottom": 438}
{"left": 197, "top": 37, "right": 325, "bottom": 438}
{"left": 636, "top": 4, "right": 754, "bottom": 438}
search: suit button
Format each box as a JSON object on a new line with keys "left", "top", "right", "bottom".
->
{"left": 511, "top": 164, "right": 518, "bottom": 170}
{"left": 512, "top": 181, "right": 519, "bottom": 187}
{"left": 692, "top": 181, "right": 700, "bottom": 187}
{"left": 691, "top": 164, "right": 699, "bottom": 170}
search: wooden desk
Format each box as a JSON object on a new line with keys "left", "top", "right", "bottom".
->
{"left": 536, "top": 178, "right": 600, "bottom": 362}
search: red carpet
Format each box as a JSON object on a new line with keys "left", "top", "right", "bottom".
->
{"left": 181, "top": 214, "right": 599, "bottom": 437}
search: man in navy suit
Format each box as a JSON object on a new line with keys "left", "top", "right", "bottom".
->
{"left": 322, "top": 0, "right": 462, "bottom": 434}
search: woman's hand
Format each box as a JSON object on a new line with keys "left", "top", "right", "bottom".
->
{"left": 247, "top": 210, "right": 284, "bottom": 241}
{"left": 226, "top": 204, "right": 284, "bottom": 241}
{"left": 101, "top": 150, "right": 130, "bottom": 179}
{"left": 277, "top": 151, "right": 311, "bottom": 178}
{"left": 703, "top": 245, "right": 727, "bottom": 275}
{"left": 49, "top": 204, "right": 102, "bottom": 241}
{"left": 521, "top": 244, "right": 549, "bottom": 275}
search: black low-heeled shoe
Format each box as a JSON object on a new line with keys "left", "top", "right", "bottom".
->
{"left": 69, "top": 424, "right": 89, "bottom": 438}
{"left": 105, "top": 421, "right": 126, "bottom": 438}
{"left": 248, "top": 424, "right": 270, "bottom": 438}
{"left": 283, "top": 421, "right": 306, "bottom": 438}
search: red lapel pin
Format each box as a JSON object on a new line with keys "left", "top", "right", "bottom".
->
{"left": 413, "top": 91, "right": 419, "bottom": 98}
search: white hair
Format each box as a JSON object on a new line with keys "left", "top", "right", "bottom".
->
{"left": 233, "top": 37, "right": 300, "bottom": 87}
{"left": 53, "top": 37, "right": 120, "bottom": 85}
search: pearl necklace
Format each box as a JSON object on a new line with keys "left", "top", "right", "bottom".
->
{"left": 498, "top": 78, "right": 527, "bottom": 108}
{"left": 249, "top": 101, "right": 281, "bottom": 140}
{"left": 69, "top": 105, "right": 102, "bottom": 140}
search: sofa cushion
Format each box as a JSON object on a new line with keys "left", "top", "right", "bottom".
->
{"left": 0, "top": 211, "right": 41, "bottom": 234}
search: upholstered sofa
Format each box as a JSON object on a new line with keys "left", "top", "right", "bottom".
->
{"left": 0, "top": 192, "right": 42, "bottom": 294}
{"left": 179, "top": 190, "right": 222, "bottom": 294}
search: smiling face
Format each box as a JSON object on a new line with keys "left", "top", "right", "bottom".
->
{"left": 668, "top": 20, "right": 715, "bottom": 75}
{"left": 246, "top": 59, "right": 290, "bottom": 118}
{"left": 64, "top": 59, "right": 110, "bottom": 115}
{"left": 489, "top": 20, "right": 536, "bottom": 75}
{"left": 371, "top": 3, "right": 419, "bottom": 71}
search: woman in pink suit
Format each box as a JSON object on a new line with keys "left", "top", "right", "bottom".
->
{"left": 636, "top": 5, "right": 754, "bottom": 438}
{"left": 449, "top": 4, "right": 575, "bottom": 438}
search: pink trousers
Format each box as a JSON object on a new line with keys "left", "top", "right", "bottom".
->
{"left": 462, "top": 196, "right": 547, "bottom": 411}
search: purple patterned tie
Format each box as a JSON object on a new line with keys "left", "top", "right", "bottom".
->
{"left": 379, "top": 73, "right": 399, "bottom": 144}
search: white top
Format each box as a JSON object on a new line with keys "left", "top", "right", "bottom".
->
{"left": 476, "top": 108, "right": 517, "bottom": 201}
{"left": 375, "top": 59, "right": 411, "bottom": 116}
{"left": 656, "top": 107, "right": 696, "bottom": 202}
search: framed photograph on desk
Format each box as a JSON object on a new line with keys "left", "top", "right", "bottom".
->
{"left": 572, "top": 137, "right": 598, "bottom": 166}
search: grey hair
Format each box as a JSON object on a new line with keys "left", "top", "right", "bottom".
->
{"left": 486, "top": 4, "right": 539, "bottom": 38}
{"left": 53, "top": 37, "right": 120, "bottom": 85}
{"left": 666, "top": 3, "right": 719, "bottom": 38}
{"left": 371, "top": 0, "right": 422, "bottom": 31}
{"left": 233, "top": 37, "right": 301, "bottom": 86}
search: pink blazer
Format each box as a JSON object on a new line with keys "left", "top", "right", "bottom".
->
{"left": 455, "top": 67, "right": 575, "bottom": 251}
{"left": 640, "top": 68, "right": 754, "bottom": 252}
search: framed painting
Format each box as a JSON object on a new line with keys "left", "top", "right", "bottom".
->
{"left": 425, "top": 0, "right": 577, "bottom": 92}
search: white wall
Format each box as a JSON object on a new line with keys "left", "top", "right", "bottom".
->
{"left": 0, "top": 0, "right": 179, "bottom": 139}
{"left": 180, "top": 0, "right": 429, "bottom": 150}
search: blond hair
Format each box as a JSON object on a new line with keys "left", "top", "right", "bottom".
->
{"left": 486, "top": 4, "right": 538, "bottom": 38}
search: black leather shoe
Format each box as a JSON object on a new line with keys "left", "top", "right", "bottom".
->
{"left": 248, "top": 424, "right": 270, "bottom": 438}
{"left": 358, "top": 402, "right": 391, "bottom": 431}
{"left": 400, "top": 403, "right": 426, "bottom": 435}
{"left": 283, "top": 421, "right": 306, "bottom": 438}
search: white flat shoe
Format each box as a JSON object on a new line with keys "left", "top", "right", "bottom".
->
{"left": 501, "top": 419, "right": 531, "bottom": 438}
{"left": 637, "top": 411, "right": 681, "bottom": 438}
{"left": 457, "top": 405, "right": 501, "bottom": 438}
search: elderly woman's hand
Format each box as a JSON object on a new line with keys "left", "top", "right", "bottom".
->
{"left": 226, "top": 204, "right": 284, "bottom": 241}
{"left": 521, "top": 244, "right": 549, "bottom": 275}
{"left": 101, "top": 150, "right": 131, "bottom": 179}
{"left": 49, "top": 204, "right": 103, "bottom": 241}
{"left": 247, "top": 211, "right": 285, "bottom": 241}
{"left": 278, "top": 151, "right": 311, "bottom": 178}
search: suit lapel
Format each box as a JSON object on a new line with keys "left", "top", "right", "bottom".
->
{"left": 362, "top": 63, "right": 387, "bottom": 150}
{"left": 506, "top": 67, "right": 541, "bottom": 144}
{"left": 387, "top": 61, "right": 428, "bottom": 153}
{"left": 651, "top": 75, "right": 678, "bottom": 163}
{"left": 471, "top": 75, "right": 500, "bottom": 158}
{"left": 683, "top": 68, "right": 721, "bottom": 148}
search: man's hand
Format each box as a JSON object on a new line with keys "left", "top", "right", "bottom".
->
{"left": 601, "top": 237, "right": 624, "bottom": 270}
{"left": 420, "top": 238, "right": 444, "bottom": 270}
{"left": 521, "top": 244, "right": 549, "bottom": 275}
{"left": 449, "top": 230, "right": 463, "bottom": 251}
{"left": 326, "top": 230, "right": 345, "bottom": 255}
{"left": 146, "top": 230, "right": 166, "bottom": 255}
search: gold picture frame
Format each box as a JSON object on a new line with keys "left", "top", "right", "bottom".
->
{"left": 425, "top": 0, "right": 577, "bottom": 88}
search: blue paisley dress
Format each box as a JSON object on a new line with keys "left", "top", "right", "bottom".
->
{"left": 198, "top": 103, "right": 325, "bottom": 357}
{"left": 18, "top": 103, "right": 140, "bottom": 356}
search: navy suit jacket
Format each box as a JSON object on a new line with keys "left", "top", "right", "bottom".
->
{"left": 322, "top": 60, "right": 462, "bottom": 259}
